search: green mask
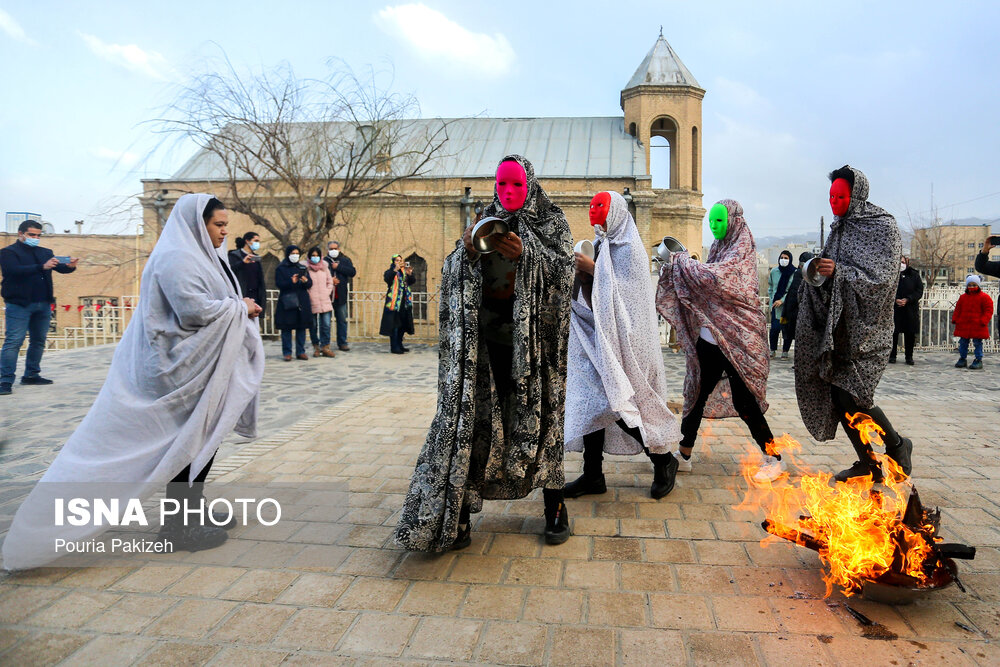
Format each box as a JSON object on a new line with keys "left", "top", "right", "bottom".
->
{"left": 708, "top": 203, "right": 728, "bottom": 240}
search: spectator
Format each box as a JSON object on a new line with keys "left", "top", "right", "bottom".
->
{"left": 325, "top": 241, "right": 357, "bottom": 351}
{"left": 274, "top": 246, "right": 313, "bottom": 361}
{"left": 779, "top": 251, "right": 813, "bottom": 355}
{"left": 952, "top": 275, "right": 993, "bottom": 370}
{"left": 976, "top": 236, "right": 1000, "bottom": 279}
{"left": 767, "top": 250, "right": 796, "bottom": 359}
{"left": 228, "top": 231, "right": 266, "bottom": 314}
{"left": 305, "top": 246, "right": 335, "bottom": 358}
{"left": 380, "top": 254, "right": 415, "bottom": 354}
{"left": 1, "top": 220, "right": 78, "bottom": 396}
{"left": 890, "top": 256, "right": 923, "bottom": 365}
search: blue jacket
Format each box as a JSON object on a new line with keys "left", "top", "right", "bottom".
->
{"left": 1, "top": 241, "right": 76, "bottom": 306}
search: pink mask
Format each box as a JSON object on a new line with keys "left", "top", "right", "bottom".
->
{"left": 496, "top": 161, "right": 528, "bottom": 212}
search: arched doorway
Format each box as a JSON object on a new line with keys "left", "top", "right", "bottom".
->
{"left": 650, "top": 116, "right": 679, "bottom": 190}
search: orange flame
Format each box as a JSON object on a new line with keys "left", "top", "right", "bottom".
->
{"left": 737, "top": 414, "right": 935, "bottom": 597}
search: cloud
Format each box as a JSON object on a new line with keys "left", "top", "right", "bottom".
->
{"left": 90, "top": 147, "right": 139, "bottom": 167}
{"left": 375, "top": 3, "right": 514, "bottom": 77}
{"left": 0, "top": 8, "right": 35, "bottom": 44}
{"left": 79, "top": 32, "right": 173, "bottom": 80}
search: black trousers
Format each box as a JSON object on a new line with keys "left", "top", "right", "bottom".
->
{"left": 580, "top": 420, "right": 671, "bottom": 477}
{"left": 769, "top": 313, "right": 793, "bottom": 352}
{"left": 830, "top": 385, "right": 900, "bottom": 452}
{"left": 891, "top": 332, "right": 915, "bottom": 361}
{"left": 680, "top": 339, "right": 774, "bottom": 454}
{"left": 167, "top": 454, "right": 216, "bottom": 504}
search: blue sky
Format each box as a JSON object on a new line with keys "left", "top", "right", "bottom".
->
{"left": 1, "top": 0, "right": 998, "bottom": 240}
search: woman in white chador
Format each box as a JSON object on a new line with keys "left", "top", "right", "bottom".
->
{"left": 564, "top": 191, "right": 681, "bottom": 499}
{"left": 2, "top": 194, "right": 265, "bottom": 570}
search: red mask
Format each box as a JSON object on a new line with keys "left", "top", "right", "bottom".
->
{"left": 829, "top": 178, "right": 851, "bottom": 217}
{"left": 589, "top": 192, "right": 611, "bottom": 227}
{"left": 496, "top": 161, "right": 528, "bottom": 212}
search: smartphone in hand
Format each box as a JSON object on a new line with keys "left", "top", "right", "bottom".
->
{"left": 54, "top": 256, "right": 71, "bottom": 264}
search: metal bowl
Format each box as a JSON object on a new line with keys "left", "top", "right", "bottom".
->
{"left": 654, "top": 236, "right": 686, "bottom": 262}
{"left": 574, "top": 239, "right": 595, "bottom": 259}
{"left": 860, "top": 559, "right": 958, "bottom": 605}
{"left": 472, "top": 217, "right": 509, "bottom": 254}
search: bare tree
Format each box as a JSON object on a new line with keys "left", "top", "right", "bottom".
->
{"left": 905, "top": 203, "right": 956, "bottom": 290}
{"left": 151, "top": 57, "right": 452, "bottom": 249}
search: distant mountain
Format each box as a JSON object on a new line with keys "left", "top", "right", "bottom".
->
{"left": 754, "top": 233, "right": 819, "bottom": 248}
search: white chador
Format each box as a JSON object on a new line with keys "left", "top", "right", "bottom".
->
{"left": 2, "top": 194, "right": 264, "bottom": 570}
{"left": 564, "top": 191, "right": 680, "bottom": 455}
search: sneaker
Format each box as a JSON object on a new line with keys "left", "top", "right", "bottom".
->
{"left": 672, "top": 450, "right": 693, "bottom": 472}
{"left": 780, "top": 351, "right": 789, "bottom": 360}
{"left": 564, "top": 473, "right": 607, "bottom": 498}
{"left": 20, "top": 376, "right": 53, "bottom": 385}
{"left": 770, "top": 350, "right": 776, "bottom": 359}
{"left": 834, "top": 459, "right": 880, "bottom": 484}
{"left": 970, "top": 359, "right": 983, "bottom": 370}
{"left": 955, "top": 359, "right": 967, "bottom": 368}
{"left": 0, "top": 383, "right": 11, "bottom": 396}
{"left": 753, "top": 456, "right": 787, "bottom": 483}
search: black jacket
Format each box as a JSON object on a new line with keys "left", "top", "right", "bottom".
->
{"left": 324, "top": 253, "right": 357, "bottom": 306}
{"left": 781, "top": 268, "right": 805, "bottom": 326}
{"left": 893, "top": 267, "right": 924, "bottom": 334}
{"left": 0, "top": 241, "right": 76, "bottom": 306}
{"left": 228, "top": 249, "right": 266, "bottom": 307}
{"left": 975, "top": 251, "right": 1000, "bottom": 280}
{"left": 273, "top": 259, "right": 313, "bottom": 330}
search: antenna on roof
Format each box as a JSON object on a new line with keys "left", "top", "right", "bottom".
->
{"left": 659, "top": 25, "right": 663, "bottom": 37}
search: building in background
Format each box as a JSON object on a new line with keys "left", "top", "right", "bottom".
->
{"left": 911, "top": 222, "right": 998, "bottom": 287}
{"left": 5, "top": 212, "right": 47, "bottom": 234}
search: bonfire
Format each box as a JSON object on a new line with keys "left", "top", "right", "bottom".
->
{"left": 738, "top": 413, "right": 974, "bottom": 599}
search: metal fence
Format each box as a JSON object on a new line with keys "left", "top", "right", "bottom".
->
{"left": 0, "top": 283, "right": 996, "bottom": 352}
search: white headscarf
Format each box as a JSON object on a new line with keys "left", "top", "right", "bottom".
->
{"left": 564, "top": 192, "right": 680, "bottom": 455}
{"left": 3, "top": 194, "right": 265, "bottom": 570}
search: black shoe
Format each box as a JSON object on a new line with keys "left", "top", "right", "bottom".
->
{"left": 905, "top": 358, "right": 914, "bottom": 366}
{"left": 834, "top": 459, "right": 882, "bottom": 484}
{"left": 390, "top": 349, "right": 405, "bottom": 355}
{"left": 650, "top": 454, "right": 679, "bottom": 499}
{"left": 452, "top": 524, "right": 472, "bottom": 551}
{"left": 158, "top": 521, "right": 228, "bottom": 552}
{"left": 338, "top": 345, "right": 351, "bottom": 352}
{"left": 543, "top": 501, "right": 570, "bottom": 545}
{"left": 888, "top": 356, "right": 896, "bottom": 364}
{"left": 955, "top": 359, "right": 967, "bottom": 368}
{"left": 0, "top": 383, "right": 11, "bottom": 396}
{"left": 885, "top": 436, "right": 913, "bottom": 477}
{"left": 401, "top": 346, "right": 410, "bottom": 353}
{"left": 564, "top": 473, "right": 607, "bottom": 498}
{"left": 20, "top": 376, "right": 53, "bottom": 385}
{"left": 969, "top": 359, "right": 983, "bottom": 370}
{"left": 210, "top": 511, "right": 239, "bottom": 530}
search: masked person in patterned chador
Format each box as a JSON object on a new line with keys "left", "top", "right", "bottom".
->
{"left": 795, "top": 165, "right": 912, "bottom": 482}
{"left": 655, "top": 199, "right": 785, "bottom": 483}
{"left": 394, "top": 155, "right": 574, "bottom": 551}
{"left": 564, "top": 191, "right": 681, "bottom": 500}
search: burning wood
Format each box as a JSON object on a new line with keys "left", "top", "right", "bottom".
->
{"left": 737, "top": 413, "right": 975, "bottom": 598}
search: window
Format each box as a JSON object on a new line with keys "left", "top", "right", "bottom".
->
{"left": 968, "top": 243, "right": 976, "bottom": 248}
{"left": 49, "top": 300, "right": 58, "bottom": 334}
{"left": 968, "top": 255, "right": 976, "bottom": 261}
{"left": 405, "top": 253, "right": 428, "bottom": 320}
{"left": 80, "top": 296, "right": 120, "bottom": 334}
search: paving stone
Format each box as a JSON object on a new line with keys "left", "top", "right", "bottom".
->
{"left": 273, "top": 572, "right": 352, "bottom": 607}
{"left": 404, "top": 616, "right": 482, "bottom": 661}
{"left": 686, "top": 632, "right": 759, "bottom": 667}
{"left": 0, "top": 631, "right": 90, "bottom": 666}
{"left": 211, "top": 602, "right": 296, "bottom": 644}
{"left": 339, "top": 612, "right": 419, "bottom": 656}
{"left": 221, "top": 569, "right": 299, "bottom": 602}
{"left": 272, "top": 608, "right": 356, "bottom": 651}
{"left": 562, "top": 560, "right": 616, "bottom": 590}
{"left": 83, "top": 595, "right": 176, "bottom": 634}
{"left": 396, "top": 581, "right": 467, "bottom": 616}
{"left": 522, "top": 588, "right": 584, "bottom": 625}
{"left": 619, "top": 628, "right": 687, "bottom": 666}
{"left": 477, "top": 621, "right": 547, "bottom": 666}
{"left": 138, "top": 642, "right": 222, "bottom": 666}
{"left": 460, "top": 584, "right": 525, "bottom": 620}
{"left": 144, "top": 599, "right": 236, "bottom": 639}
{"left": 60, "top": 635, "right": 156, "bottom": 666}
{"left": 649, "top": 593, "right": 715, "bottom": 630}
{"left": 586, "top": 591, "right": 647, "bottom": 627}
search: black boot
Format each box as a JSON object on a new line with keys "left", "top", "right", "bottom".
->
{"left": 157, "top": 514, "right": 228, "bottom": 552}
{"left": 648, "top": 453, "right": 679, "bottom": 499}
{"left": 452, "top": 504, "right": 472, "bottom": 551}
{"left": 566, "top": 431, "right": 608, "bottom": 498}
{"left": 884, "top": 436, "right": 913, "bottom": 477}
{"left": 564, "top": 474, "right": 606, "bottom": 498}
{"left": 543, "top": 489, "right": 570, "bottom": 545}
{"left": 834, "top": 443, "right": 882, "bottom": 484}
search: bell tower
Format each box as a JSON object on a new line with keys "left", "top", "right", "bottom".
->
{"left": 622, "top": 30, "right": 705, "bottom": 256}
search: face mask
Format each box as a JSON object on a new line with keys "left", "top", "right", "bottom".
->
{"left": 329, "top": 249, "right": 340, "bottom": 258}
{"left": 829, "top": 178, "right": 851, "bottom": 217}
{"left": 589, "top": 192, "right": 611, "bottom": 227}
{"left": 900, "top": 262, "right": 907, "bottom": 272}
{"left": 23, "top": 237, "right": 40, "bottom": 247}
{"left": 250, "top": 241, "right": 260, "bottom": 252}
{"left": 496, "top": 160, "right": 528, "bottom": 212}
{"left": 779, "top": 258, "right": 789, "bottom": 267}
{"left": 310, "top": 256, "right": 320, "bottom": 264}
{"left": 708, "top": 203, "right": 728, "bottom": 240}
{"left": 289, "top": 254, "right": 300, "bottom": 263}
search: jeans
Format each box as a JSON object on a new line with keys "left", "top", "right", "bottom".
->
{"left": 891, "top": 332, "right": 915, "bottom": 360}
{"left": 389, "top": 327, "right": 405, "bottom": 352}
{"left": 280, "top": 329, "right": 307, "bottom": 356}
{"left": 1, "top": 301, "right": 52, "bottom": 385}
{"left": 769, "top": 311, "right": 792, "bottom": 352}
{"left": 333, "top": 302, "right": 349, "bottom": 347}
{"left": 958, "top": 337, "right": 984, "bottom": 361}
{"left": 308, "top": 311, "right": 332, "bottom": 347}
{"left": 680, "top": 338, "right": 774, "bottom": 453}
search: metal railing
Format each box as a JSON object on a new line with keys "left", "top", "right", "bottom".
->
{"left": 1, "top": 284, "right": 996, "bottom": 352}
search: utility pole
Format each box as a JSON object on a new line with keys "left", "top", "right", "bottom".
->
{"left": 820, "top": 216, "right": 825, "bottom": 249}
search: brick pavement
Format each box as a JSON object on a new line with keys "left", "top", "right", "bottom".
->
{"left": 0, "top": 344, "right": 998, "bottom": 665}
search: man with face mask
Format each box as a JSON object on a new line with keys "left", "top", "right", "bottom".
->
{"left": 395, "top": 155, "right": 574, "bottom": 551}
{"left": 564, "top": 192, "right": 681, "bottom": 500}
{"left": 324, "top": 240, "right": 357, "bottom": 351}
{"left": 891, "top": 256, "right": 923, "bottom": 365}
{"left": 655, "top": 200, "right": 784, "bottom": 483}
{"left": 1, "top": 220, "right": 78, "bottom": 396}
{"left": 795, "top": 166, "right": 912, "bottom": 482}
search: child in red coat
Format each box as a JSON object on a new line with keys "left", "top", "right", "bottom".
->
{"left": 953, "top": 275, "right": 994, "bottom": 370}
